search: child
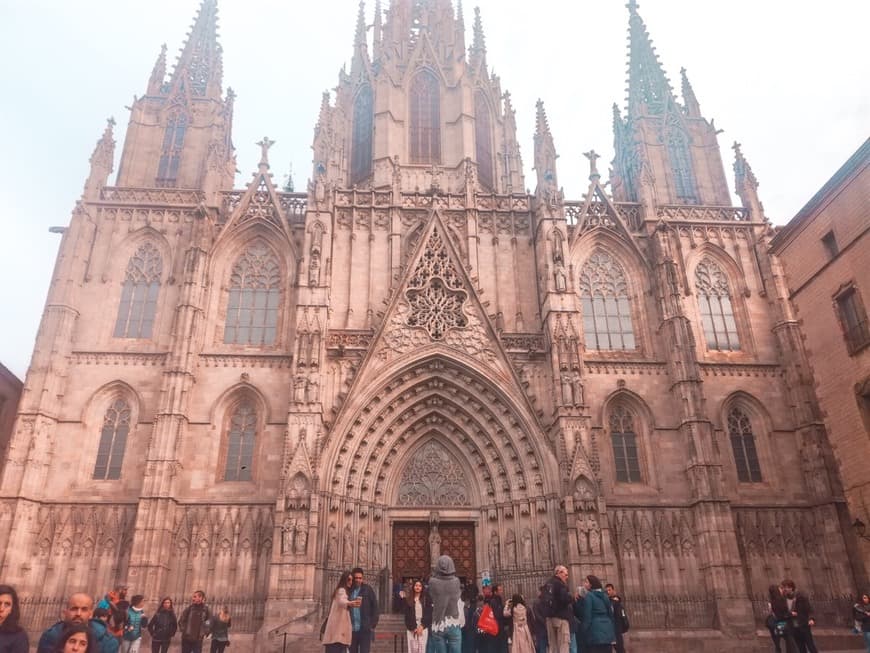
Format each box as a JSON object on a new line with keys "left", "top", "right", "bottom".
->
{"left": 121, "top": 594, "right": 148, "bottom": 653}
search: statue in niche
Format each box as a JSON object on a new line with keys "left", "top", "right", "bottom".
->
{"left": 327, "top": 523, "right": 338, "bottom": 562}
{"left": 561, "top": 372, "right": 573, "bottom": 406}
{"left": 588, "top": 514, "right": 601, "bottom": 555}
{"left": 281, "top": 517, "right": 296, "bottom": 554}
{"left": 343, "top": 524, "right": 354, "bottom": 563}
{"left": 308, "top": 251, "right": 321, "bottom": 286}
{"left": 554, "top": 266, "right": 567, "bottom": 292}
{"left": 429, "top": 523, "right": 441, "bottom": 568}
{"left": 521, "top": 528, "right": 533, "bottom": 566}
{"left": 295, "top": 522, "right": 308, "bottom": 555}
{"left": 552, "top": 230, "right": 564, "bottom": 265}
{"left": 307, "top": 375, "right": 320, "bottom": 403}
{"left": 571, "top": 372, "right": 583, "bottom": 406}
{"left": 488, "top": 531, "right": 500, "bottom": 569}
{"left": 372, "top": 536, "right": 382, "bottom": 568}
{"left": 538, "top": 524, "right": 551, "bottom": 564}
{"left": 358, "top": 529, "right": 368, "bottom": 566}
{"left": 293, "top": 376, "right": 307, "bottom": 403}
{"left": 504, "top": 529, "right": 516, "bottom": 568}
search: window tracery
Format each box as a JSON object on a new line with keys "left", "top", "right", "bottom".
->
{"left": 610, "top": 404, "right": 641, "bottom": 483}
{"left": 224, "top": 401, "right": 256, "bottom": 482}
{"left": 224, "top": 242, "right": 281, "bottom": 345}
{"left": 396, "top": 440, "right": 470, "bottom": 506}
{"left": 475, "top": 92, "right": 494, "bottom": 190}
{"left": 579, "top": 251, "right": 636, "bottom": 350}
{"left": 695, "top": 258, "right": 740, "bottom": 351}
{"left": 156, "top": 112, "right": 188, "bottom": 187}
{"left": 350, "top": 85, "right": 373, "bottom": 185}
{"left": 727, "top": 407, "right": 762, "bottom": 483}
{"left": 114, "top": 242, "right": 162, "bottom": 339}
{"left": 666, "top": 117, "right": 698, "bottom": 203}
{"left": 409, "top": 70, "right": 441, "bottom": 164}
{"left": 93, "top": 398, "right": 131, "bottom": 480}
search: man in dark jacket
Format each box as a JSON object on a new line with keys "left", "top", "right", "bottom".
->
{"left": 37, "top": 592, "right": 119, "bottom": 653}
{"left": 545, "top": 565, "right": 574, "bottom": 653}
{"left": 605, "top": 583, "right": 627, "bottom": 653}
{"left": 178, "top": 590, "right": 211, "bottom": 653}
{"left": 349, "top": 567, "right": 379, "bottom": 653}
{"left": 781, "top": 579, "right": 818, "bottom": 653}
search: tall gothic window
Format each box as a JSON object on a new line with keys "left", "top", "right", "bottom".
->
{"left": 475, "top": 92, "right": 494, "bottom": 190}
{"left": 350, "top": 85, "right": 373, "bottom": 185}
{"left": 114, "top": 242, "right": 162, "bottom": 339}
{"left": 610, "top": 404, "right": 641, "bottom": 483}
{"left": 93, "top": 399, "right": 131, "bottom": 480}
{"left": 579, "top": 251, "right": 636, "bottom": 350}
{"left": 727, "top": 407, "right": 762, "bottom": 483}
{"left": 224, "top": 401, "right": 256, "bottom": 481}
{"left": 224, "top": 242, "right": 281, "bottom": 345}
{"left": 156, "top": 112, "right": 188, "bottom": 187}
{"left": 666, "top": 118, "right": 698, "bottom": 203}
{"left": 695, "top": 258, "right": 740, "bottom": 351}
{"left": 409, "top": 70, "right": 441, "bottom": 164}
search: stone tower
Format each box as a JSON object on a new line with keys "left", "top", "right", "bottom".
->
{"left": 0, "top": 2, "right": 862, "bottom": 651}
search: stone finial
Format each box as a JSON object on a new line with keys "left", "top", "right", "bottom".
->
{"left": 583, "top": 149, "right": 601, "bottom": 180}
{"left": 256, "top": 136, "right": 275, "bottom": 169}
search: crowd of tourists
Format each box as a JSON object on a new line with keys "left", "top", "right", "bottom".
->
{"left": 0, "top": 584, "right": 232, "bottom": 653}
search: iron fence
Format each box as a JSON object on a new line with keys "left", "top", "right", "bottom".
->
{"left": 19, "top": 596, "right": 66, "bottom": 631}
{"left": 624, "top": 595, "right": 716, "bottom": 630}
{"left": 750, "top": 593, "right": 856, "bottom": 629}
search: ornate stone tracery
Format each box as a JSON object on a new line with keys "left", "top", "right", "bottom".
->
{"left": 396, "top": 440, "right": 470, "bottom": 506}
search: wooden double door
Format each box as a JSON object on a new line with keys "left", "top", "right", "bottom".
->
{"left": 392, "top": 522, "right": 476, "bottom": 586}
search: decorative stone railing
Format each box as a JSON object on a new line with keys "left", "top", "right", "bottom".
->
{"left": 99, "top": 186, "right": 205, "bottom": 205}
{"left": 656, "top": 204, "right": 750, "bottom": 222}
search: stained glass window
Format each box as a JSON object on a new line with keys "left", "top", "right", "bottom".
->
{"left": 224, "top": 402, "right": 256, "bottom": 481}
{"left": 409, "top": 70, "right": 440, "bottom": 164}
{"left": 579, "top": 251, "right": 636, "bottom": 350}
{"left": 610, "top": 404, "right": 641, "bottom": 483}
{"left": 475, "top": 92, "right": 494, "bottom": 190}
{"left": 695, "top": 258, "right": 740, "bottom": 351}
{"left": 114, "top": 242, "right": 162, "bottom": 339}
{"left": 93, "top": 399, "right": 131, "bottom": 480}
{"left": 351, "top": 85, "right": 373, "bottom": 185}
{"left": 156, "top": 112, "right": 188, "bottom": 187}
{"left": 224, "top": 242, "right": 281, "bottom": 345}
{"left": 728, "top": 407, "right": 762, "bottom": 483}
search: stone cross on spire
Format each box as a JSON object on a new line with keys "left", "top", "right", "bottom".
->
{"left": 583, "top": 149, "right": 601, "bottom": 180}
{"left": 256, "top": 136, "right": 276, "bottom": 169}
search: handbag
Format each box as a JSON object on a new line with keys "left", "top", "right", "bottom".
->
{"left": 478, "top": 604, "right": 499, "bottom": 636}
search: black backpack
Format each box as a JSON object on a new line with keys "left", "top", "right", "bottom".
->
{"left": 539, "top": 582, "right": 557, "bottom": 618}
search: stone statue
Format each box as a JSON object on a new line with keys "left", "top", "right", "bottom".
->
{"left": 576, "top": 515, "right": 587, "bottom": 555}
{"left": 308, "top": 252, "right": 320, "bottom": 286}
{"left": 358, "top": 528, "right": 369, "bottom": 566}
{"left": 552, "top": 230, "right": 564, "bottom": 265}
{"left": 282, "top": 517, "right": 296, "bottom": 554}
{"left": 554, "top": 266, "right": 567, "bottom": 292}
{"left": 538, "top": 524, "right": 551, "bottom": 564}
{"left": 306, "top": 375, "right": 320, "bottom": 403}
{"left": 505, "top": 529, "right": 516, "bottom": 568}
{"left": 327, "top": 523, "right": 338, "bottom": 562}
{"left": 343, "top": 524, "right": 353, "bottom": 563}
{"left": 561, "top": 372, "right": 573, "bottom": 406}
{"left": 428, "top": 523, "right": 441, "bottom": 567}
{"left": 294, "top": 522, "right": 308, "bottom": 555}
{"left": 571, "top": 371, "right": 583, "bottom": 406}
{"left": 293, "top": 376, "right": 307, "bottom": 403}
{"left": 588, "top": 514, "right": 601, "bottom": 555}
{"left": 522, "top": 528, "right": 533, "bottom": 565}
{"left": 488, "top": 530, "right": 500, "bottom": 569}
{"left": 372, "top": 536, "right": 382, "bottom": 568}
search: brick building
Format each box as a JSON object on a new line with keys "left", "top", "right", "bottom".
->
{"left": 0, "top": 2, "right": 864, "bottom": 651}
{"left": 770, "top": 138, "right": 870, "bottom": 575}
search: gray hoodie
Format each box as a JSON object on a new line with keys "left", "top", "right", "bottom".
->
{"left": 428, "top": 555, "right": 462, "bottom": 631}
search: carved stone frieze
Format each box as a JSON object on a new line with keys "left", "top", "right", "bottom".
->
{"left": 657, "top": 205, "right": 750, "bottom": 223}
{"left": 584, "top": 360, "right": 667, "bottom": 375}
{"left": 500, "top": 333, "right": 546, "bottom": 354}
{"left": 98, "top": 207, "right": 197, "bottom": 224}
{"left": 326, "top": 330, "right": 373, "bottom": 352}
{"left": 198, "top": 354, "right": 293, "bottom": 368}
{"left": 71, "top": 351, "right": 169, "bottom": 366}
{"left": 99, "top": 186, "right": 204, "bottom": 205}
{"left": 699, "top": 363, "right": 783, "bottom": 378}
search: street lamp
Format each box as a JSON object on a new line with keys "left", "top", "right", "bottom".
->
{"left": 853, "top": 518, "right": 870, "bottom": 542}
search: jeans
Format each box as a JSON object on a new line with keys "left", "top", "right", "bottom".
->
{"left": 151, "top": 643, "right": 171, "bottom": 653}
{"left": 350, "top": 629, "right": 373, "bottom": 653}
{"left": 120, "top": 640, "right": 142, "bottom": 653}
{"left": 181, "top": 640, "right": 203, "bottom": 653}
{"left": 430, "top": 625, "right": 462, "bottom": 653}
{"left": 793, "top": 625, "right": 817, "bottom": 653}
{"left": 863, "top": 630, "right": 870, "bottom": 653}
{"left": 210, "top": 641, "right": 230, "bottom": 653}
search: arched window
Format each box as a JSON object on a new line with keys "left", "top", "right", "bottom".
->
{"left": 666, "top": 118, "right": 698, "bottom": 203}
{"left": 695, "top": 258, "right": 740, "bottom": 351}
{"left": 114, "top": 242, "right": 162, "bottom": 339}
{"left": 727, "top": 407, "right": 762, "bottom": 483}
{"left": 224, "top": 242, "right": 281, "bottom": 345}
{"left": 224, "top": 401, "right": 256, "bottom": 481}
{"left": 610, "top": 404, "right": 641, "bottom": 483}
{"left": 475, "top": 92, "right": 494, "bottom": 190}
{"left": 579, "top": 251, "right": 636, "bottom": 350}
{"left": 93, "top": 398, "right": 131, "bottom": 480}
{"left": 409, "top": 70, "right": 440, "bottom": 164}
{"left": 156, "top": 112, "right": 188, "bottom": 188}
{"left": 350, "top": 85, "right": 373, "bottom": 185}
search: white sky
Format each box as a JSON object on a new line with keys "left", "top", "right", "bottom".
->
{"left": 0, "top": 0, "right": 867, "bottom": 380}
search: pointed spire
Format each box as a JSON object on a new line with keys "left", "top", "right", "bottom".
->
{"left": 454, "top": 0, "right": 466, "bottom": 59}
{"left": 469, "top": 6, "right": 487, "bottom": 69}
{"left": 732, "top": 142, "right": 762, "bottom": 214}
{"left": 680, "top": 67, "right": 701, "bottom": 117}
{"left": 372, "top": 0, "right": 383, "bottom": 59}
{"left": 170, "top": 0, "right": 222, "bottom": 98}
{"left": 148, "top": 44, "right": 167, "bottom": 95}
{"left": 626, "top": 1, "right": 675, "bottom": 116}
{"left": 354, "top": 1, "right": 368, "bottom": 52}
{"left": 535, "top": 99, "right": 552, "bottom": 142}
{"left": 534, "top": 100, "right": 559, "bottom": 199}
{"left": 84, "top": 118, "right": 115, "bottom": 199}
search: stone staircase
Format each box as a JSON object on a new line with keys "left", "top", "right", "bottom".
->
{"left": 275, "top": 613, "right": 409, "bottom": 653}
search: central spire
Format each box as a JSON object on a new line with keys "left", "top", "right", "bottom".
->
{"left": 625, "top": 1, "right": 675, "bottom": 116}
{"left": 169, "top": 0, "right": 223, "bottom": 98}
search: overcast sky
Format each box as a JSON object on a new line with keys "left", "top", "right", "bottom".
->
{"left": 0, "top": 0, "right": 867, "bottom": 380}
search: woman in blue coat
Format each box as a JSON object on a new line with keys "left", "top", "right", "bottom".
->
{"left": 578, "top": 576, "right": 614, "bottom": 653}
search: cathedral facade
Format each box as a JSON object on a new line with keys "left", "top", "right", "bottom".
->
{"left": 0, "top": 1, "right": 864, "bottom": 651}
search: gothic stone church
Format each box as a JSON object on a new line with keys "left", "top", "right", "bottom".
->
{"left": 1, "top": 1, "right": 863, "bottom": 651}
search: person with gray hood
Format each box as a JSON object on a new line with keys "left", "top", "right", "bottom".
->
{"left": 429, "top": 555, "right": 463, "bottom": 653}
